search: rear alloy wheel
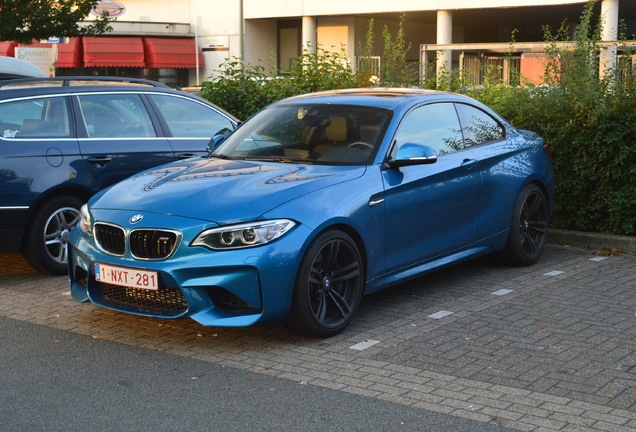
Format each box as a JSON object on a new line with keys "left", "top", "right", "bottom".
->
{"left": 24, "top": 196, "right": 83, "bottom": 275}
{"left": 504, "top": 184, "right": 549, "bottom": 266}
{"left": 286, "top": 230, "right": 364, "bottom": 337}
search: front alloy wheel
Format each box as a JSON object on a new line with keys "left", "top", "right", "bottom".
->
{"left": 287, "top": 230, "right": 364, "bottom": 337}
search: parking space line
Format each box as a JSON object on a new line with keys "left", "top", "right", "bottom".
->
{"left": 427, "top": 310, "right": 454, "bottom": 319}
{"left": 491, "top": 289, "right": 513, "bottom": 296}
{"left": 349, "top": 339, "right": 381, "bottom": 351}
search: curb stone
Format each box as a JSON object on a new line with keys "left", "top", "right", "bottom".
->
{"left": 548, "top": 228, "right": 636, "bottom": 253}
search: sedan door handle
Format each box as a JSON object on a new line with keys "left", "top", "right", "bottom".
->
{"left": 461, "top": 158, "right": 479, "bottom": 170}
{"left": 86, "top": 156, "right": 112, "bottom": 167}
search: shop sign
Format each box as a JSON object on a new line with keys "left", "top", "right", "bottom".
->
{"left": 91, "top": 0, "right": 126, "bottom": 18}
{"left": 14, "top": 47, "right": 54, "bottom": 76}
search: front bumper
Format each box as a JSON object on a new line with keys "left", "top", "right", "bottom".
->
{"left": 68, "top": 210, "right": 309, "bottom": 327}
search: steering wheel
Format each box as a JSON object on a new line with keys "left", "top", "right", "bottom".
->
{"left": 348, "top": 141, "right": 373, "bottom": 150}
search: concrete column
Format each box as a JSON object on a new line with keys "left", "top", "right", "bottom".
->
{"left": 436, "top": 10, "right": 452, "bottom": 87}
{"left": 599, "top": 0, "right": 619, "bottom": 79}
{"left": 302, "top": 16, "right": 317, "bottom": 53}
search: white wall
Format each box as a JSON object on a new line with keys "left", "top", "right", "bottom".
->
{"left": 107, "top": 0, "right": 192, "bottom": 22}
{"left": 244, "top": 20, "right": 278, "bottom": 72}
{"left": 243, "top": 0, "right": 589, "bottom": 19}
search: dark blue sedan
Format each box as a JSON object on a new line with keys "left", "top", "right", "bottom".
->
{"left": 69, "top": 88, "right": 554, "bottom": 337}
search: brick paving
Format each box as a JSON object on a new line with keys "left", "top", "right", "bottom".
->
{"left": 1, "top": 245, "right": 635, "bottom": 431}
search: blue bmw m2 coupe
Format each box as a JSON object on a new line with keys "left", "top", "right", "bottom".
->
{"left": 69, "top": 88, "right": 554, "bottom": 337}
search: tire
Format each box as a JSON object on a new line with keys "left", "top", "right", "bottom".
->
{"left": 23, "top": 196, "right": 84, "bottom": 275}
{"left": 503, "top": 184, "right": 549, "bottom": 266}
{"left": 286, "top": 230, "right": 364, "bottom": 337}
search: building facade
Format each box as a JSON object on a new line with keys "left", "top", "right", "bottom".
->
{"left": 1, "top": 0, "right": 633, "bottom": 86}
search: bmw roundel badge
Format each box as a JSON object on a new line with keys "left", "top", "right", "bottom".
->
{"left": 130, "top": 214, "right": 144, "bottom": 224}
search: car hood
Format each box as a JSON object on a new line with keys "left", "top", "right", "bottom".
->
{"left": 91, "top": 157, "right": 366, "bottom": 223}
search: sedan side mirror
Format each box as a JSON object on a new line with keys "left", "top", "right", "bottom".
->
{"left": 207, "top": 134, "right": 227, "bottom": 152}
{"left": 387, "top": 143, "right": 438, "bottom": 168}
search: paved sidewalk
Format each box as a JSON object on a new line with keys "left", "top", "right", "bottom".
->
{"left": 0, "top": 245, "right": 634, "bottom": 431}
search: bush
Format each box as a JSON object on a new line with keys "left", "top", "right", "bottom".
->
{"left": 463, "top": 1, "right": 636, "bottom": 235}
{"left": 200, "top": 49, "right": 357, "bottom": 120}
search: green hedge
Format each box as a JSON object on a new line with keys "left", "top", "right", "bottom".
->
{"left": 200, "top": 50, "right": 358, "bottom": 121}
{"left": 464, "top": 4, "right": 636, "bottom": 236}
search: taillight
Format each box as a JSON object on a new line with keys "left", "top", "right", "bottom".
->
{"left": 543, "top": 143, "right": 552, "bottom": 160}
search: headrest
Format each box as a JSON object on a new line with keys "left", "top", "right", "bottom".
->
{"left": 326, "top": 116, "right": 347, "bottom": 142}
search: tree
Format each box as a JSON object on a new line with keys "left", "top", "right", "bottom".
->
{"left": 356, "top": 19, "right": 377, "bottom": 87}
{"left": 380, "top": 14, "right": 418, "bottom": 86}
{"left": 0, "top": 0, "right": 111, "bottom": 44}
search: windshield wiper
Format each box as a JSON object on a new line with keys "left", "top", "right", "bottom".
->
{"left": 244, "top": 156, "right": 296, "bottom": 163}
{"left": 209, "top": 153, "right": 237, "bottom": 160}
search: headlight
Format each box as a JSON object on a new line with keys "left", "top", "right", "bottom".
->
{"left": 192, "top": 219, "right": 296, "bottom": 250}
{"left": 79, "top": 204, "right": 92, "bottom": 235}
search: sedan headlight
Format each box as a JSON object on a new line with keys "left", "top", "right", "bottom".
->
{"left": 192, "top": 219, "right": 296, "bottom": 250}
{"left": 79, "top": 204, "right": 92, "bottom": 235}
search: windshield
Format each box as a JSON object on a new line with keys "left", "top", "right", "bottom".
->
{"left": 212, "top": 104, "right": 390, "bottom": 165}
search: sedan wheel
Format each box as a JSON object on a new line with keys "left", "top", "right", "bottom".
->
{"left": 287, "top": 230, "right": 364, "bottom": 337}
{"left": 504, "top": 184, "right": 549, "bottom": 266}
{"left": 24, "top": 196, "right": 83, "bottom": 275}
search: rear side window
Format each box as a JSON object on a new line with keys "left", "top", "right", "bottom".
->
{"left": 150, "top": 94, "right": 234, "bottom": 138}
{"left": 455, "top": 103, "right": 505, "bottom": 147}
{"left": 0, "top": 96, "right": 72, "bottom": 138}
{"left": 79, "top": 94, "right": 156, "bottom": 138}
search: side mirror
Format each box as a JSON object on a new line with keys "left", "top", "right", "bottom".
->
{"left": 206, "top": 134, "right": 227, "bottom": 152}
{"left": 388, "top": 143, "right": 438, "bottom": 168}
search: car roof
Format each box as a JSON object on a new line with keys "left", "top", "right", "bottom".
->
{"left": 0, "top": 76, "right": 184, "bottom": 98}
{"left": 0, "top": 56, "right": 44, "bottom": 79}
{"left": 276, "top": 88, "right": 464, "bottom": 110}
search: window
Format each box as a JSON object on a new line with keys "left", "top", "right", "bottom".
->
{"left": 150, "top": 94, "right": 234, "bottom": 138}
{"left": 393, "top": 103, "right": 463, "bottom": 155}
{"left": 455, "top": 103, "right": 504, "bottom": 146}
{"left": 215, "top": 105, "right": 389, "bottom": 165}
{"left": 79, "top": 94, "right": 156, "bottom": 138}
{"left": 0, "top": 96, "right": 71, "bottom": 138}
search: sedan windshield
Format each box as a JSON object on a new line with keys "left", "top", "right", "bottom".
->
{"left": 212, "top": 105, "right": 390, "bottom": 165}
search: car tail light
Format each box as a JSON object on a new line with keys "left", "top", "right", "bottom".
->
{"left": 543, "top": 143, "right": 552, "bottom": 160}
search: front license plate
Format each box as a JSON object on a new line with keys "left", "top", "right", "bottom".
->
{"left": 95, "top": 263, "right": 159, "bottom": 291}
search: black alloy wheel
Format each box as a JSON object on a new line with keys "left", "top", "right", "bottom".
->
{"left": 286, "top": 230, "right": 364, "bottom": 337}
{"left": 505, "top": 184, "right": 549, "bottom": 266}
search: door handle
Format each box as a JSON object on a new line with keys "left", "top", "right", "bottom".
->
{"left": 369, "top": 194, "right": 384, "bottom": 207}
{"left": 86, "top": 156, "right": 112, "bottom": 167}
{"left": 461, "top": 158, "right": 478, "bottom": 169}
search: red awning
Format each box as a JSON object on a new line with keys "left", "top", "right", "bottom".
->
{"left": 83, "top": 37, "right": 145, "bottom": 67}
{"left": 142, "top": 38, "right": 203, "bottom": 69}
{"left": 56, "top": 38, "right": 82, "bottom": 68}
{"left": 0, "top": 41, "right": 16, "bottom": 56}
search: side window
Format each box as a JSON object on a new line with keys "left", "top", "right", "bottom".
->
{"left": 455, "top": 103, "right": 505, "bottom": 147}
{"left": 393, "top": 103, "right": 463, "bottom": 156}
{"left": 79, "top": 94, "right": 156, "bottom": 138}
{"left": 0, "top": 96, "right": 72, "bottom": 138}
{"left": 150, "top": 94, "right": 234, "bottom": 138}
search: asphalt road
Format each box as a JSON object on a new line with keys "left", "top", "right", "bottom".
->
{"left": 1, "top": 315, "right": 515, "bottom": 432}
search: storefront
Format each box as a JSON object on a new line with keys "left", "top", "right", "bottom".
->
{"left": 56, "top": 36, "right": 201, "bottom": 87}
{"left": 0, "top": 1, "right": 206, "bottom": 87}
